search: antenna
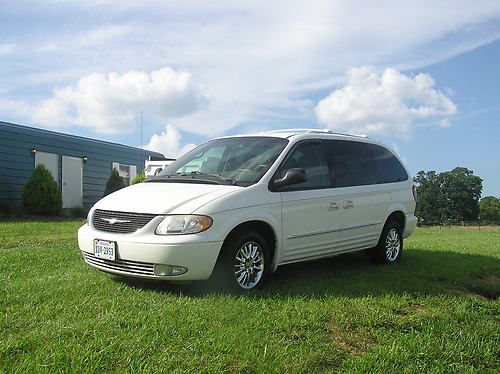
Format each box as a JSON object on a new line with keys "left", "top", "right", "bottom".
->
{"left": 140, "top": 109, "right": 144, "bottom": 167}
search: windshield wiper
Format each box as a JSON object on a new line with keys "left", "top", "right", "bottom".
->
{"left": 151, "top": 171, "right": 237, "bottom": 186}
{"left": 179, "top": 171, "right": 237, "bottom": 185}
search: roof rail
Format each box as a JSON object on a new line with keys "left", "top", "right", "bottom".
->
{"left": 266, "top": 128, "right": 314, "bottom": 133}
{"left": 307, "top": 129, "right": 333, "bottom": 134}
{"left": 267, "top": 128, "right": 369, "bottom": 138}
{"left": 325, "top": 132, "right": 369, "bottom": 138}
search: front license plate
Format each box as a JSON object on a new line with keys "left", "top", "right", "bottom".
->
{"left": 94, "top": 240, "right": 116, "bottom": 261}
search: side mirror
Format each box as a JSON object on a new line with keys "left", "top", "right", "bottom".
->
{"left": 269, "top": 168, "right": 307, "bottom": 191}
{"left": 154, "top": 168, "right": 163, "bottom": 176}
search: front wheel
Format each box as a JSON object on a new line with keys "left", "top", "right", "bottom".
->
{"left": 370, "top": 221, "right": 403, "bottom": 264}
{"left": 213, "top": 231, "right": 270, "bottom": 291}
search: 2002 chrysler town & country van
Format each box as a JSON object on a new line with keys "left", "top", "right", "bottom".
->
{"left": 78, "top": 129, "right": 417, "bottom": 291}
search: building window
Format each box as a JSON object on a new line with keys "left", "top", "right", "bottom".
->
{"left": 112, "top": 162, "right": 137, "bottom": 185}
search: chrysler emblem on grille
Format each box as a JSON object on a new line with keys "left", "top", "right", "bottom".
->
{"left": 101, "top": 217, "right": 131, "bottom": 225}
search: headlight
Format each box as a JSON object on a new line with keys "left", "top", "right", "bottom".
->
{"left": 155, "top": 215, "right": 213, "bottom": 235}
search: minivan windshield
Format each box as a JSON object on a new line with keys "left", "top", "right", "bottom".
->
{"left": 155, "top": 137, "right": 289, "bottom": 186}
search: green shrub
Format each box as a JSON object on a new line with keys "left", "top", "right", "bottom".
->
{"left": 131, "top": 171, "right": 147, "bottom": 184}
{"left": 63, "top": 207, "right": 87, "bottom": 218}
{"left": 22, "top": 165, "right": 62, "bottom": 216}
{"left": 103, "top": 168, "right": 125, "bottom": 197}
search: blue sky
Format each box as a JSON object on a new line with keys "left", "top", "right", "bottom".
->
{"left": 0, "top": 1, "right": 499, "bottom": 196}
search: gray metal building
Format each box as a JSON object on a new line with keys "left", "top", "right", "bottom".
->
{"left": 0, "top": 121, "right": 164, "bottom": 212}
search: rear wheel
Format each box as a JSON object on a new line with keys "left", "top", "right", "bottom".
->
{"left": 370, "top": 221, "right": 403, "bottom": 264}
{"left": 213, "top": 231, "right": 270, "bottom": 292}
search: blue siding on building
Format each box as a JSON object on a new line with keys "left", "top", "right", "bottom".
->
{"left": 0, "top": 121, "right": 164, "bottom": 210}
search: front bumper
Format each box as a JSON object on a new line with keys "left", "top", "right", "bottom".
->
{"left": 78, "top": 224, "right": 223, "bottom": 281}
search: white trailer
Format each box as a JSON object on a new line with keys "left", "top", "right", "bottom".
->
{"left": 144, "top": 157, "right": 175, "bottom": 176}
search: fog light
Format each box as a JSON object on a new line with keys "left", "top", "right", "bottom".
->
{"left": 154, "top": 264, "right": 188, "bottom": 276}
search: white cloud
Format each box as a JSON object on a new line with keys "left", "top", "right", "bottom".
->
{"left": 0, "top": 43, "right": 15, "bottom": 55}
{"left": 315, "top": 67, "right": 457, "bottom": 138}
{"left": 0, "top": 1, "right": 499, "bottom": 137}
{"left": 438, "top": 118, "right": 452, "bottom": 128}
{"left": 0, "top": 98, "right": 30, "bottom": 116}
{"left": 74, "top": 25, "right": 134, "bottom": 48}
{"left": 145, "top": 124, "right": 196, "bottom": 158}
{"left": 31, "top": 67, "right": 208, "bottom": 133}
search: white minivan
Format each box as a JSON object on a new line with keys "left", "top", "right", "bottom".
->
{"left": 78, "top": 129, "right": 417, "bottom": 291}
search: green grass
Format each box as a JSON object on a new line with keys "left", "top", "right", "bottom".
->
{"left": 1, "top": 221, "right": 499, "bottom": 373}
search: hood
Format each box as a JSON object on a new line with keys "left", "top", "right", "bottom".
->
{"left": 94, "top": 182, "right": 242, "bottom": 214}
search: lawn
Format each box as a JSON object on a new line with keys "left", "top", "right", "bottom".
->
{"left": 0, "top": 221, "right": 498, "bottom": 373}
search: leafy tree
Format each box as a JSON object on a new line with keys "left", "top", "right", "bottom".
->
{"left": 131, "top": 171, "right": 147, "bottom": 184}
{"left": 480, "top": 196, "right": 500, "bottom": 224}
{"left": 439, "top": 167, "right": 482, "bottom": 222}
{"left": 414, "top": 167, "right": 482, "bottom": 224}
{"left": 413, "top": 170, "right": 444, "bottom": 225}
{"left": 22, "top": 164, "right": 62, "bottom": 216}
{"left": 103, "top": 168, "right": 125, "bottom": 197}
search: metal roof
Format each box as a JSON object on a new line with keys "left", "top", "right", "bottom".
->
{"left": 0, "top": 120, "right": 163, "bottom": 154}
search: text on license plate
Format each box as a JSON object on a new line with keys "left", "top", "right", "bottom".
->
{"left": 93, "top": 240, "right": 116, "bottom": 261}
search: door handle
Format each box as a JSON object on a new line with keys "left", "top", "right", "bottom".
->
{"left": 328, "top": 202, "right": 340, "bottom": 210}
{"left": 343, "top": 200, "right": 354, "bottom": 209}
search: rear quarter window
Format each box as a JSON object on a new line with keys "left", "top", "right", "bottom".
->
{"left": 369, "top": 144, "right": 408, "bottom": 184}
{"left": 324, "top": 140, "right": 407, "bottom": 187}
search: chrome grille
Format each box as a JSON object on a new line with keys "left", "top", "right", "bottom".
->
{"left": 92, "top": 209, "right": 157, "bottom": 233}
{"left": 83, "top": 252, "right": 155, "bottom": 276}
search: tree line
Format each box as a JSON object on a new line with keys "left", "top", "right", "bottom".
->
{"left": 414, "top": 167, "right": 500, "bottom": 225}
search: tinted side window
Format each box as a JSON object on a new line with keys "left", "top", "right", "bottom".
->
{"left": 369, "top": 144, "right": 408, "bottom": 183}
{"left": 279, "top": 142, "right": 330, "bottom": 190}
{"left": 325, "top": 140, "right": 408, "bottom": 187}
{"left": 325, "top": 141, "right": 376, "bottom": 187}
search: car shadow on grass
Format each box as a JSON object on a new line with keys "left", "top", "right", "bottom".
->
{"left": 115, "top": 248, "right": 500, "bottom": 300}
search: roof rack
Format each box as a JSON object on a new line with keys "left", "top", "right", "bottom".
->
{"left": 321, "top": 131, "right": 368, "bottom": 138}
{"left": 307, "top": 129, "right": 333, "bottom": 134}
{"left": 266, "top": 128, "right": 316, "bottom": 133}
{"left": 266, "top": 128, "right": 369, "bottom": 138}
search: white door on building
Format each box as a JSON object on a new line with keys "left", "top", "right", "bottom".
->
{"left": 62, "top": 156, "right": 83, "bottom": 208}
{"left": 35, "top": 151, "right": 59, "bottom": 183}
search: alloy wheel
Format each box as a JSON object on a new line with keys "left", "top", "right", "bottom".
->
{"left": 234, "top": 241, "right": 265, "bottom": 289}
{"left": 385, "top": 228, "right": 401, "bottom": 262}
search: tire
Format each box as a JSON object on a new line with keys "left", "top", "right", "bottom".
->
{"left": 212, "top": 230, "right": 270, "bottom": 292}
{"left": 370, "top": 221, "right": 403, "bottom": 264}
